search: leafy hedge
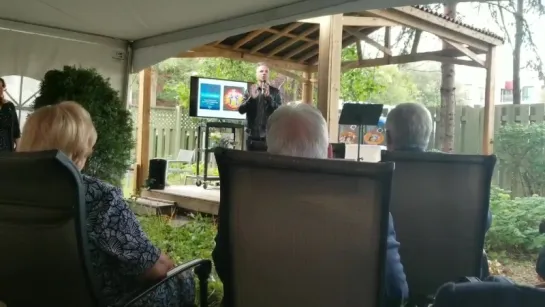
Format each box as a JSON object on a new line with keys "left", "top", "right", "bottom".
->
{"left": 485, "top": 186, "right": 545, "bottom": 257}
{"left": 34, "top": 66, "right": 133, "bottom": 185}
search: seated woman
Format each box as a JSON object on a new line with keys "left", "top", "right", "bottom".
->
{"left": 18, "top": 101, "right": 195, "bottom": 307}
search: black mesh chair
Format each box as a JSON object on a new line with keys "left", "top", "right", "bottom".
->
{"left": 0, "top": 150, "right": 211, "bottom": 307}
{"left": 381, "top": 151, "right": 496, "bottom": 306}
{"left": 214, "top": 148, "right": 394, "bottom": 307}
{"left": 434, "top": 280, "right": 545, "bottom": 307}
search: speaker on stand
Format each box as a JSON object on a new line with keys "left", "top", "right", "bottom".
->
{"left": 148, "top": 159, "right": 167, "bottom": 190}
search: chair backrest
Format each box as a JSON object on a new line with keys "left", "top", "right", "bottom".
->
{"left": 176, "top": 149, "right": 195, "bottom": 163}
{"left": 434, "top": 281, "right": 545, "bottom": 307}
{"left": 381, "top": 150, "right": 496, "bottom": 300}
{"left": 215, "top": 148, "right": 394, "bottom": 307}
{"left": 0, "top": 150, "right": 101, "bottom": 307}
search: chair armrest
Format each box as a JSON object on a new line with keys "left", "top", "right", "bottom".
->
{"left": 124, "top": 259, "right": 212, "bottom": 307}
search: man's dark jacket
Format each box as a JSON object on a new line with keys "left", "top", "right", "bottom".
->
{"left": 238, "top": 85, "right": 282, "bottom": 138}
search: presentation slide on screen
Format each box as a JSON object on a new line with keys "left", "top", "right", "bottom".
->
{"left": 197, "top": 78, "right": 248, "bottom": 120}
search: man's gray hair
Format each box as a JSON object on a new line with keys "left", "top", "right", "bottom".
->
{"left": 385, "top": 103, "right": 432, "bottom": 150}
{"left": 267, "top": 103, "right": 329, "bottom": 159}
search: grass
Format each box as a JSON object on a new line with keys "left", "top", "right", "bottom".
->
{"left": 137, "top": 214, "right": 542, "bottom": 306}
{"left": 489, "top": 254, "right": 538, "bottom": 285}
{"left": 138, "top": 214, "right": 223, "bottom": 307}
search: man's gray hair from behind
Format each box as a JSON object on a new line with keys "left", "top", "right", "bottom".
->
{"left": 385, "top": 102, "right": 433, "bottom": 151}
{"left": 266, "top": 103, "right": 329, "bottom": 159}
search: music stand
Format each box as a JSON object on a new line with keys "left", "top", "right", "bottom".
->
{"left": 338, "top": 103, "right": 384, "bottom": 162}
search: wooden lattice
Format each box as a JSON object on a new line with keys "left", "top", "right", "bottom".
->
{"left": 129, "top": 106, "right": 199, "bottom": 130}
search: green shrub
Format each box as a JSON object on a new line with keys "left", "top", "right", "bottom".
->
{"left": 485, "top": 186, "right": 545, "bottom": 257}
{"left": 33, "top": 66, "right": 133, "bottom": 185}
{"left": 495, "top": 123, "right": 545, "bottom": 196}
{"left": 139, "top": 215, "right": 222, "bottom": 306}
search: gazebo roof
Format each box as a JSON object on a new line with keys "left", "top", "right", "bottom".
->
{"left": 179, "top": 6, "right": 503, "bottom": 72}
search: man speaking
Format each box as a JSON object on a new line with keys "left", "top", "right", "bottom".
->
{"left": 238, "top": 62, "right": 282, "bottom": 151}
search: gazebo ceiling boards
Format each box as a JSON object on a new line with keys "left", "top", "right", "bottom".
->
{"left": 178, "top": 5, "right": 504, "bottom": 72}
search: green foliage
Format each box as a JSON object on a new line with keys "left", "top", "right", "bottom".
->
{"left": 368, "top": 66, "right": 419, "bottom": 105}
{"left": 34, "top": 66, "right": 133, "bottom": 185}
{"left": 495, "top": 123, "right": 545, "bottom": 196}
{"left": 155, "top": 59, "right": 199, "bottom": 104}
{"left": 485, "top": 186, "right": 545, "bottom": 257}
{"left": 340, "top": 46, "right": 386, "bottom": 102}
{"left": 399, "top": 63, "right": 442, "bottom": 107}
{"left": 139, "top": 215, "right": 222, "bottom": 306}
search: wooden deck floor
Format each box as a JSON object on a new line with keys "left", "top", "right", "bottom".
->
{"left": 141, "top": 185, "right": 220, "bottom": 215}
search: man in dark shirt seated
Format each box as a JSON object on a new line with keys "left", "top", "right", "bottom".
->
{"left": 213, "top": 103, "right": 408, "bottom": 306}
{"left": 384, "top": 102, "right": 493, "bottom": 276}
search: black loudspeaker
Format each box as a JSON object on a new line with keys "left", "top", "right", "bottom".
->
{"left": 330, "top": 143, "right": 346, "bottom": 159}
{"left": 148, "top": 159, "right": 167, "bottom": 190}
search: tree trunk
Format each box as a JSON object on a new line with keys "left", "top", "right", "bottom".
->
{"left": 438, "top": 3, "right": 457, "bottom": 153}
{"left": 513, "top": 0, "right": 524, "bottom": 105}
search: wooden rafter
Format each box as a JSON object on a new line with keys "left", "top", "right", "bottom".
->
{"left": 233, "top": 30, "right": 266, "bottom": 49}
{"left": 342, "top": 16, "right": 398, "bottom": 27}
{"left": 251, "top": 23, "right": 302, "bottom": 53}
{"left": 304, "top": 27, "right": 382, "bottom": 64}
{"left": 177, "top": 7, "right": 502, "bottom": 72}
{"left": 339, "top": 50, "right": 483, "bottom": 72}
{"left": 367, "top": 8, "right": 491, "bottom": 51}
{"left": 266, "top": 25, "right": 319, "bottom": 56}
{"left": 179, "top": 45, "right": 308, "bottom": 71}
{"left": 442, "top": 39, "right": 486, "bottom": 67}
{"left": 344, "top": 27, "right": 392, "bottom": 55}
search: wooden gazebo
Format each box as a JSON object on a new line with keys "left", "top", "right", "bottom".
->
{"left": 135, "top": 5, "right": 503, "bottom": 191}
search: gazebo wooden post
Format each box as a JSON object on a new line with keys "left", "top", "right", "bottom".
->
{"left": 133, "top": 68, "right": 152, "bottom": 195}
{"left": 317, "top": 14, "right": 343, "bottom": 142}
{"left": 302, "top": 67, "right": 313, "bottom": 104}
{"left": 482, "top": 46, "right": 497, "bottom": 155}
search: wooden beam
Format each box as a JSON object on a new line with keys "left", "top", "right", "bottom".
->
{"left": 306, "top": 27, "right": 382, "bottom": 65}
{"left": 268, "top": 64, "right": 304, "bottom": 82}
{"left": 411, "top": 30, "right": 422, "bottom": 54}
{"left": 266, "top": 25, "right": 319, "bottom": 57}
{"left": 344, "top": 27, "right": 392, "bottom": 56}
{"left": 317, "top": 15, "right": 343, "bottom": 143}
{"left": 368, "top": 8, "right": 490, "bottom": 51}
{"left": 483, "top": 46, "right": 497, "bottom": 154}
{"left": 340, "top": 50, "right": 483, "bottom": 72}
{"left": 342, "top": 16, "right": 398, "bottom": 27}
{"left": 442, "top": 39, "right": 486, "bottom": 67}
{"left": 134, "top": 68, "right": 152, "bottom": 195}
{"left": 250, "top": 23, "right": 302, "bottom": 53}
{"left": 266, "top": 26, "right": 316, "bottom": 43}
{"left": 233, "top": 30, "right": 265, "bottom": 49}
{"left": 283, "top": 41, "right": 315, "bottom": 60}
{"left": 393, "top": 7, "right": 503, "bottom": 46}
{"left": 298, "top": 17, "right": 322, "bottom": 24}
{"left": 179, "top": 45, "right": 308, "bottom": 71}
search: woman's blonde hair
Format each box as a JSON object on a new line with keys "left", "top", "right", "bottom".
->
{"left": 18, "top": 101, "right": 97, "bottom": 165}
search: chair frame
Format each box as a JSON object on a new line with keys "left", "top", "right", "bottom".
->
{"left": 0, "top": 150, "right": 212, "bottom": 307}
{"left": 381, "top": 150, "right": 497, "bottom": 306}
{"left": 214, "top": 147, "right": 395, "bottom": 307}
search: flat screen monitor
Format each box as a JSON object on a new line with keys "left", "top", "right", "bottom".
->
{"left": 189, "top": 76, "right": 251, "bottom": 120}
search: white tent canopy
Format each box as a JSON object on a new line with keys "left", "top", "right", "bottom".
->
{"left": 0, "top": 0, "right": 458, "bottom": 95}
